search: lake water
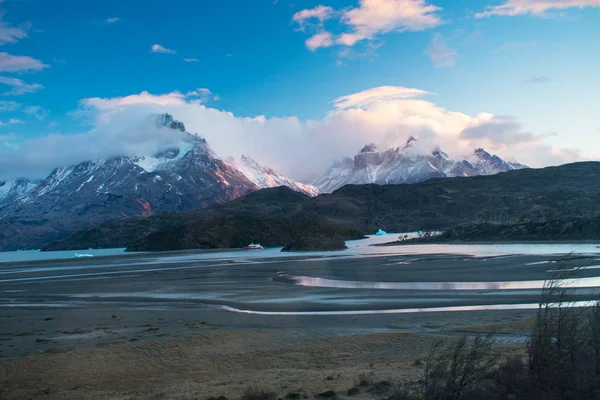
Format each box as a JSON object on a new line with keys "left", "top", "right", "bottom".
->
{"left": 2, "top": 233, "right": 600, "bottom": 265}
{"left": 0, "top": 248, "right": 129, "bottom": 263}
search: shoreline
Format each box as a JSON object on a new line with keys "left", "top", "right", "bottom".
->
{"left": 375, "top": 239, "right": 600, "bottom": 246}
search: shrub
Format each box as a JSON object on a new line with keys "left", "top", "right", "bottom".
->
{"left": 241, "top": 387, "right": 277, "bottom": 400}
{"left": 416, "top": 262, "right": 600, "bottom": 400}
{"left": 423, "top": 334, "right": 496, "bottom": 400}
{"left": 316, "top": 390, "right": 336, "bottom": 399}
{"left": 356, "top": 371, "right": 374, "bottom": 387}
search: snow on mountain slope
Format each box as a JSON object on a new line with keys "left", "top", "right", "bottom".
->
{"left": 315, "top": 139, "right": 528, "bottom": 193}
{"left": 0, "top": 179, "right": 41, "bottom": 204}
{"left": 227, "top": 155, "right": 320, "bottom": 197}
{"left": 313, "top": 157, "right": 354, "bottom": 194}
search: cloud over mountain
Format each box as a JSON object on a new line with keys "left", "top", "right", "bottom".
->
{"left": 0, "top": 86, "right": 588, "bottom": 181}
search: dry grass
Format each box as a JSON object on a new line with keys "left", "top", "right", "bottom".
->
{"left": 453, "top": 317, "right": 537, "bottom": 334}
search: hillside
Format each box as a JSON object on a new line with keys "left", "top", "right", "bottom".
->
{"left": 381, "top": 217, "right": 600, "bottom": 245}
{"left": 43, "top": 162, "right": 600, "bottom": 251}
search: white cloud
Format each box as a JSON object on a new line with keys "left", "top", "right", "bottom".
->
{"left": 339, "top": 0, "right": 442, "bottom": 43}
{"left": 82, "top": 90, "right": 189, "bottom": 110}
{"left": 23, "top": 105, "right": 49, "bottom": 120}
{"left": 292, "top": 5, "right": 335, "bottom": 26}
{"left": 476, "top": 0, "right": 600, "bottom": 17}
{"left": 104, "top": 17, "right": 120, "bottom": 24}
{"left": 0, "top": 100, "right": 21, "bottom": 111}
{"left": 183, "top": 58, "right": 199, "bottom": 62}
{"left": 306, "top": 31, "right": 334, "bottom": 51}
{"left": 151, "top": 44, "right": 176, "bottom": 54}
{"left": 0, "top": 117, "right": 24, "bottom": 126}
{"left": 425, "top": 33, "right": 457, "bottom": 68}
{"left": 0, "top": 76, "right": 43, "bottom": 95}
{"left": 0, "top": 13, "right": 30, "bottom": 45}
{"left": 0, "top": 86, "right": 589, "bottom": 181}
{"left": 184, "top": 88, "right": 219, "bottom": 102}
{"left": 331, "top": 86, "right": 431, "bottom": 109}
{"left": 0, "top": 52, "right": 48, "bottom": 73}
{"left": 294, "top": 0, "right": 442, "bottom": 50}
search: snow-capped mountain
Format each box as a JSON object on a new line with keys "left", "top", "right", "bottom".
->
{"left": 226, "top": 155, "right": 320, "bottom": 197}
{"left": 314, "top": 140, "right": 527, "bottom": 193}
{"left": 0, "top": 114, "right": 313, "bottom": 251}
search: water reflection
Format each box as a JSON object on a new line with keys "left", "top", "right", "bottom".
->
{"left": 220, "top": 301, "right": 598, "bottom": 316}
{"left": 284, "top": 274, "right": 600, "bottom": 291}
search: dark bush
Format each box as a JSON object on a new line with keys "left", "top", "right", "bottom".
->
{"left": 241, "top": 387, "right": 277, "bottom": 400}
{"left": 315, "top": 390, "right": 336, "bottom": 399}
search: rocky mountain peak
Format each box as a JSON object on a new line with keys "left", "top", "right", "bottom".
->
{"left": 155, "top": 113, "right": 186, "bottom": 132}
{"left": 360, "top": 143, "right": 378, "bottom": 153}
{"left": 402, "top": 136, "right": 417, "bottom": 151}
{"left": 240, "top": 154, "right": 263, "bottom": 170}
{"left": 432, "top": 149, "right": 449, "bottom": 160}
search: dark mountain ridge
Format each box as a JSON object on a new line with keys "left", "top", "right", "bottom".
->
{"left": 44, "top": 161, "right": 600, "bottom": 252}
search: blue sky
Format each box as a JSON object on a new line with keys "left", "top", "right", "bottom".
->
{"left": 1, "top": 0, "right": 599, "bottom": 180}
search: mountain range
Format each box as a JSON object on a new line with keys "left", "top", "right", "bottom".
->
{"left": 314, "top": 138, "right": 527, "bottom": 192}
{"left": 0, "top": 113, "right": 528, "bottom": 251}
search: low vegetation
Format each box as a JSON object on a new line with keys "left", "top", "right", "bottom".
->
{"left": 402, "top": 269, "right": 600, "bottom": 400}
{"left": 240, "top": 387, "right": 277, "bottom": 400}
{"left": 386, "top": 217, "right": 600, "bottom": 245}
{"left": 281, "top": 236, "right": 348, "bottom": 252}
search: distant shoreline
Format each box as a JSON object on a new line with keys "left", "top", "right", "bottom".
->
{"left": 374, "top": 239, "right": 600, "bottom": 247}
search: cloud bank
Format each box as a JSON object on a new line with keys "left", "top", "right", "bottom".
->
{"left": 0, "top": 86, "right": 589, "bottom": 181}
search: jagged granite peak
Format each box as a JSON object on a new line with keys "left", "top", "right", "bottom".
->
{"left": 468, "top": 148, "right": 527, "bottom": 175}
{"left": 155, "top": 113, "right": 185, "bottom": 131}
{"left": 230, "top": 155, "right": 320, "bottom": 197}
{"left": 402, "top": 136, "right": 417, "bottom": 151}
{"left": 240, "top": 154, "right": 263, "bottom": 170}
{"left": 432, "top": 148, "right": 449, "bottom": 160}
{"left": 360, "top": 143, "right": 378, "bottom": 153}
{"left": 315, "top": 143, "right": 528, "bottom": 193}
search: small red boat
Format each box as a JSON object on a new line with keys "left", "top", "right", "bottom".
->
{"left": 243, "top": 243, "right": 263, "bottom": 250}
